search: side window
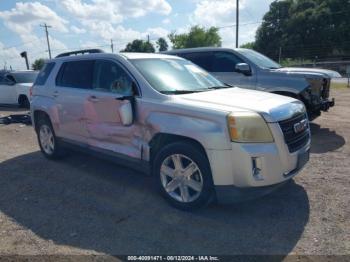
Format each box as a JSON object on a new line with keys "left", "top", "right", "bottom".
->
{"left": 181, "top": 52, "right": 213, "bottom": 71}
{"left": 212, "top": 52, "right": 243, "bottom": 72}
{"left": 56, "top": 60, "right": 94, "bottom": 89}
{"left": 92, "top": 60, "right": 133, "bottom": 96}
{"left": 35, "top": 62, "right": 55, "bottom": 85}
{"left": 4, "top": 74, "right": 15, "bottom": 84}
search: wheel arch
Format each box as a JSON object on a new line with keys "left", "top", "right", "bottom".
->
{"left": 33, "top": 110, "right": 51, "bottom": 132}
{"left": 149, "top": 133, "right": 208, "bottom": 164}
{"left": 17, "top": 94, "right": 28, "bottom": 102}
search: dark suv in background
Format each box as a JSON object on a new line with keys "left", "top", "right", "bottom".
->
{"left": 164, "top": 48, "right": 340, "bottom": 120}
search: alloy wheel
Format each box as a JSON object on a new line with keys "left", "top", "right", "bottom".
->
{"left": 160, "top": 154, "right": 203, "bottom": 203}
{"left": 39, "top": 125, "right": 55, "bottom": 155}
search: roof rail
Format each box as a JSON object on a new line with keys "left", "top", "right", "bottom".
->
{"left": 55, "top": 49, "right": 104, "bottom": 58}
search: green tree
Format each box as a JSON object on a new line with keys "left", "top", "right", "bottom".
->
{"left": 255, "top": 0, "right": 350, "bottom": 60}
{"left": 156, "top": 37, "right": 169, "bottom": 52}
{"left": 32, "top": 58, "right": 45, "bottom": 70}
{"left": 240, "top": 42, "right": 255, "bottom": 49}
{"left": 169, "top": 26, "right": 221, "bottom": 49}
{"left": 122, "top": 40, "right": 155, "bottom": 53}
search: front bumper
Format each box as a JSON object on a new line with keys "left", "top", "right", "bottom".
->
{"left": 320, "top": 98, "right": 335, "bottom": 111}
{"left": 206, "top": 122, "right": 310, "bottom": 203}
{"left": 214, "top": 149, "right": 309, "bottom": 203}
{"left": 307, "top": 97, "right": 335, "bottom": 120}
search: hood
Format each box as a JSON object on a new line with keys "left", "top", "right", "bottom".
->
{"left": 177, "top": 87, "right": 305, "bottom": 122}
{"left": 276, "top": 67, "right": 341, "bottom": 78}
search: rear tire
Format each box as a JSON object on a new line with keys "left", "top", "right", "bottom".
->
{"left": 19, "top": 95, "right": 30, "bottom": 109}
{"left": 36, "top": 116, "right": 65, "bottom": 159}
{"left": 153, "top": 142, "right": 214, "bottom": 211}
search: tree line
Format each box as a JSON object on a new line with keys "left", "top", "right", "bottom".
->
{"left": 250, "top": 0, "right": 350, "bottom": 60}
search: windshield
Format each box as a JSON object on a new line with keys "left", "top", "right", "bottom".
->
{"left": 130, "top": 58, "right": 225, "bottom": 94}
{"left": 237, "top": 49, "right": 282, "bottom": 69}
{"left": 12, "top": 72, "right": 38, "bottom": 83}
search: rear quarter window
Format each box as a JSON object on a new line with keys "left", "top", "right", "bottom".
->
{"left": 34, "top": 62, "right": 55, "bottom": 85}
{"left": 56, "top": 60, "right": 94, "bottom": 89}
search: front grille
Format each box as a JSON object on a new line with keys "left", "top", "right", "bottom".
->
{"left": 278, "top": 113, "right": 310, "bottom": 153}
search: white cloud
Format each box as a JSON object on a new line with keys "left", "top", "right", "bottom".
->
{"left": 0, "top": 36, "right": 68, "bottom": 70}
{"left": 146, "top": 27, "right": 169, "bottom": 39}
{"left": 0, "top": 2, "right": 68, "bottom": 35}
{"left": 190, "top": 0, "right": 241, "bottom": 27}
{"left": 59, "top": 0, "right": 172, "bottom": 51}
{"left": 190, "top": 0, "right": 274, "bottom": 46}
{"left": 70, "top": 25, "right": 86, "bottom": 34}
{"left": 60, "top": 0, "right": 171, "bottom": 23}
{"left": 0, "top": 2, "right": 69, "bottom": 69}
{"left": 162, "top": 18, "right": 171, "bottom": 24}
{"left": 60, "top": 0, "right": 123, "bottom": 23}
{"left": 120, "top": 0, "right": 171, "bottom": 17}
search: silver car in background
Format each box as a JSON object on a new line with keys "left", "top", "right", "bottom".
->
{"left": 165, "top": 48, "right": 340, "bottom": 120}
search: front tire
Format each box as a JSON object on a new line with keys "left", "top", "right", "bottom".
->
{"left": 36, "top": 117, "right": 64, "bottom": 159}
{"left": 153, "top": 142, "right": 214, "bottom": 211}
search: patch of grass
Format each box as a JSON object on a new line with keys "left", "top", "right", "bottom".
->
{"left": 331, "top": 82, "right": 349, "bottom": 89}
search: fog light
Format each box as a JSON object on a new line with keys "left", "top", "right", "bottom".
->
{"left": 252, "top": 157, "right": 264, "bottom": 181}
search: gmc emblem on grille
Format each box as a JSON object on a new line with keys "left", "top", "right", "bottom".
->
{"left": 293, "top": 119, "right": 308, "bottom": 134}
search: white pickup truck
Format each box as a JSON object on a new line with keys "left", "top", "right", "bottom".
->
{"left": 0, "top": 70, "right": 38, "bottom": 108}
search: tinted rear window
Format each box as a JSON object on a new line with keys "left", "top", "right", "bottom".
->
{"left": 56, "top": 60, "right": 94, "bottom": 89}
{"left": 178, "top": 52, "right": 213, "bottom": 71}
{"left": 35, "top": 63, "right": 55, "bottom": 85}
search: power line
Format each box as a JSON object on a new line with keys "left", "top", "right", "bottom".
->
{"left": 40, "top": 23, "right": 52, "bottom": 59}
{"left": 218, "top": 21, "right": 262, "bottom": 29}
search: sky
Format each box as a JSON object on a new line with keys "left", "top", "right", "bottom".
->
{"left": 0, "top": 0, "right": 274, "bottom": 70}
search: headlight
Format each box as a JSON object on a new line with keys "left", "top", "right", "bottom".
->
{"left": 227, "top": 112, "right": 274, "bottom": 143}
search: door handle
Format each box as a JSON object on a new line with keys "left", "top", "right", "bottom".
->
{"left": 52, "top": 91, "right": 59, "bottom": 98}
{"left": 88, "top": 95, "right": 99, "bottom": 102}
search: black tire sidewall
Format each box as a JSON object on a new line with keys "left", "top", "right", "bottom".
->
{"left": 19, "top": 96, "right": 30, "bottom": 109}
{"left": 153, "top": 142, "right": 214, "bottom": 211}
{"left": 23, "top": 97, "right": 30, "bottom": 109}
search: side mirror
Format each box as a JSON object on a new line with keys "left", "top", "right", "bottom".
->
{"left": 235, "top": 63, "right": 251, "bottom": 76}
{"left": 117, "top": 97, "right": 134, "bottom": 126}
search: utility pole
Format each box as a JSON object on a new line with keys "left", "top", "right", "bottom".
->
{"left": 278, "top": 47, "right": 282, "bottom": 64}
{"left": 147, "top": 34, "right": 150, "bottom": 43}
{"left": 236, "top": 0, "right": 239, "bottom": 48}
{"left": 111, "top": 39, "right": 114, "bottom": 53}
{"left": 40, "top": 23, "right": 52, "bottom": 59}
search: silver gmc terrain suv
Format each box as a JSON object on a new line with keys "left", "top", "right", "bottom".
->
{"left": 31, "top": 49, "right": 310, "bottom": 210}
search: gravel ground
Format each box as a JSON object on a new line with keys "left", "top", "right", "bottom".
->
{"left": 0, "top": 89, "right": 349, "bottom": 259}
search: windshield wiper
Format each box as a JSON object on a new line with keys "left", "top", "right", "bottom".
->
{"left": 160, "top": 90, "right": 205, "bottom": 95}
